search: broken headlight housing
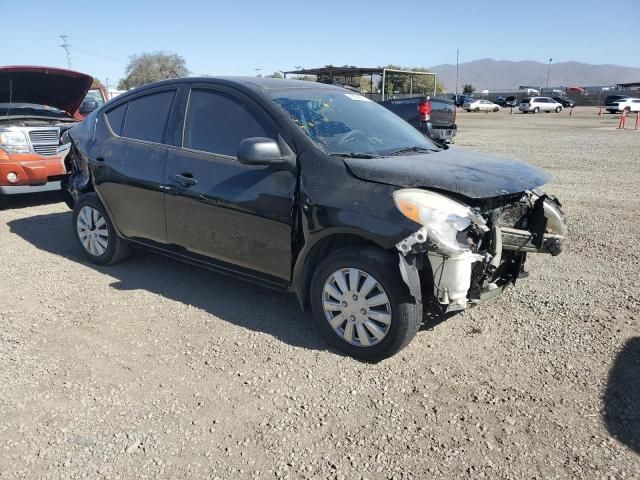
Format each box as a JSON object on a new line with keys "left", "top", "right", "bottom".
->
{"left": 393, "top": 189, "right": 488, "bottom": 254}
{"left": 0, "top": 129, "right": 30, "bottom": 154}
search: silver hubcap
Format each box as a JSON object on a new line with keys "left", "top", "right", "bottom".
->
{"left": 322, "top": 268, "right": 392, "bottom": 347}
{"left": 77, "top": 206, "right": 109, "bottom": 256}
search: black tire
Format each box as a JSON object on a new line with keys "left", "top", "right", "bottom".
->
{"left": 493, "top": 107, "right": 499, "bottom": 112}
{"left": 533, "top": 107, "right": 540, "bottom": 113}
{"left": 310, "top": 247, "right": 421, "bottom": 362}
{"left": 474, "top": 107, "right": 480, "bottom": 112}
{"left": 72, "top": 193, "right": 130, "bottom": 265}
{"left": 624, "top": 106, "right": 631, "bottom": 113}
{"left": 555, "top": 106, "right": 562, "bottom": 113}
{"left": 0, "top": 193, "right": 8, "bottom": 210}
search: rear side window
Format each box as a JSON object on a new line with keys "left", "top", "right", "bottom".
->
{"left": 183, "top": 89, "right": 275, "bottom": 157}
{"left": 522, "top": 98, "right": 531, "bottom": 103}
{"left": 106, "top": 103, "right": 127, "bottom": 136}
{"left": 122, "top": 90, "right": 176, "bottom": 143}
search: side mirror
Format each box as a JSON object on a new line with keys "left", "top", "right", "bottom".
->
{"left": 79, "top": 100, "right": 98, "bottom": 114}
{"left": 237, "top": 137, "right": 295, "bottom": 171}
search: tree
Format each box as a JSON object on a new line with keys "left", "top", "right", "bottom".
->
{"left": 118, "top": 52, "right": 189, "bottom": 89}
{"left": 462, "top": 83, "right": 475, "bottom": 95}
{"left": 265, "top": 71, "right": 283, "bottom": 79}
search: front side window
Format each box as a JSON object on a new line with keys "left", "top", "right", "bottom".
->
{"left": 183, "top": 89, "right": 275, "bottom": 157}
{"left": 122, "top": 90, "right": 176, "bottom": 143}
{"left": 269, "top": 88, "right": 439, "bottom": 157}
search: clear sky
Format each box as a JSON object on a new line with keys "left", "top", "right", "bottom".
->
{"left": 2, "top": 0, "right": 639, "bottom": 87}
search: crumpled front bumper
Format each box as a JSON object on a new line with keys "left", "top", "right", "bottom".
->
{"left": 396, "top": 193, "right": 567, "bottom": 312}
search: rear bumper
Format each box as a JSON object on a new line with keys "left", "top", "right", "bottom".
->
{"left": 425, "top": 123, "right": 457, "bottom": 142}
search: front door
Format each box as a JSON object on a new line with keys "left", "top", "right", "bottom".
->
{"left": 165, "top": 86, "right": 296, "bottom": 282}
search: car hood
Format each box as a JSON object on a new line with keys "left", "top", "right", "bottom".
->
{"left": 344, "top": 148, "right": 551, "bottom": 199}
{"left": 0, "top": 66, "right": 93, "bottom": 115}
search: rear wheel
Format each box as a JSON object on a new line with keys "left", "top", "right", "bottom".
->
{"left": 474, "top": 107, "right": 480, "bottom": 112}
{"left": 310, "top": 247, "right": 421, "bottom": 361}
{"left": 533, "top": 107, "right": 540, "bottom": 113}
{"left": 73, "top": 193, "right": 130, "bottom": 265}
{"left": 624, "top": 106, "right": 631, "bottom": 113}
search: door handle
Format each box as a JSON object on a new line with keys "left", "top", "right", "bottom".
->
{"left": 174, "top": 174, "right": 198, "bottom": 187}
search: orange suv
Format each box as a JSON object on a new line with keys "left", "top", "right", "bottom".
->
{"left": 0, "top": 66, "right": 94, "bottom": 207}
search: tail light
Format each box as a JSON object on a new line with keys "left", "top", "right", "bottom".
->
{"left": 418, "top": 98, "right": 432, "bottom": 122}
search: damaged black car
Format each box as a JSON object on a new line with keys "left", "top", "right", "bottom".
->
{"left": 63, "top": 77, "right": 567, "bottom": 361}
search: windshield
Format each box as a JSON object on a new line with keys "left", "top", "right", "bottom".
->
{"left": 0, "top": 102, "right": 68, "bottom": 118}
{"left": 269, "top": 88, "right": 439, "bottom": 157}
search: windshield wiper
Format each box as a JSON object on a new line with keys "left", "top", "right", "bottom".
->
{"left": 387, "top": 146, "right": 438, "bottom": 156}
{"left": 329, "top": 152, "right": 380, "bottom": 159}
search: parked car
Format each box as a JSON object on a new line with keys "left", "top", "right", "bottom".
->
{"left": 77, "top": 84, "right": 109, "bottom": 119}
{"left": 0, "top": 66, "right": 92, "bottom": 208}
{"left": 553, "top": 96, "right": 575, "bottom": 108}
{"left": 605, "top": 97, "right": 640, "bottom": 113}
{"left": 63, "top": 77, "right": 567, "bottom": 361}
{"left": 519, "top": 97, "right": 563, "bottom": 113}
{"left": 451, "top": 94, "right": 474, "bottom": 107}
{"left": 380, "top": 96, "right": 457, "bottom": 143}
{"left": 494, "top": 96, "right": 518, "bottom": 108}
{"left": 603, "top": 95, "right": 630, "bottom": 112}
{"left": 463, "top": 99, "right": 501, "bottom": 112}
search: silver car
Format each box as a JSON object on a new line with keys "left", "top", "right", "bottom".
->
{"left": 519, "top": 97, "right": 563, "bottom": 113}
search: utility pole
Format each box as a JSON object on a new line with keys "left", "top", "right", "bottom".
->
{"left": 59, "top": 35, "right": 72, "bottom": 69}
{"left": 455, "top": 49, "right": 459, "bottom": 99}
{"left": 254, "top": 68, "right": 262, "bottom": 77}
{"left": 546, "top": 57, "right": 552, "bottom": 91}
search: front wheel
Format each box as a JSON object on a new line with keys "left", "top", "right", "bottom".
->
{"left": 555, "top": 106, "right": 562, "bottom": 113}
{"left": 493, "top": 107, "right": 499, "bottom": 112}
{"left": 73, "top": 193, "right": 130, "bottom": 265}
{"left": 310, "top": 247, "right": 421, "bottom": 361}
{"left": 474, "top": 107, "right": 480, "bottom": 112}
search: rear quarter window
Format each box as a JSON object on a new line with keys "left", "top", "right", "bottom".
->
{"left": 105, "top": 103, "right": 127, "bottom": 136}
{"left": 122, "top": 90, "right": 176, "bottom": 143}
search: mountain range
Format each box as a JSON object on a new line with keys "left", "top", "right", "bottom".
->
{"left": 428, "top": 59, "right": 640, "bottom": 91}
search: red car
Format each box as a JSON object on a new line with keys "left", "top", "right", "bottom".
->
{"left": 0, "top": 66, "right": 93, "bottom": 207}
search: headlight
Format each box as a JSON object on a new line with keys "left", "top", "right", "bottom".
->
{"left": 0, "top": 130, "right": 30, "bottom": 153}
{"left": 393, "top": 189, "right": 487, "bottom": 254}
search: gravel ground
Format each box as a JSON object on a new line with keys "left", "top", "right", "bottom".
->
{"left": 1, "top": 106, "right": 639, "bottom": 479}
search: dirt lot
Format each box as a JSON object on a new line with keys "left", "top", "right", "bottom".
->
{"left": 1, "top": 107, "right": 639, "bottom": 479}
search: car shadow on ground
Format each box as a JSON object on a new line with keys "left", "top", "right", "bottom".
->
{"left": 603, "top": 336, "right": 640, "bottom": 453}
{"left": 8, "top": 211, "right": 457, "bottom": 356}
{"left": 1, "top": 191, "right": 64, "bottom": 210}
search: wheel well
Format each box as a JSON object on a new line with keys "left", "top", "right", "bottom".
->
{"left": 295, "top": 234, "right": 385, "bottom": 310}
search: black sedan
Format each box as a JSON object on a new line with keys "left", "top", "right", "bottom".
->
{"left": 553, "top": 97, "right": 575, "bottom": 108}
{"left": 62, "top": 77, "right": 567, "bottom": 361}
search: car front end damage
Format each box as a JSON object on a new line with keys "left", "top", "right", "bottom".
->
{"left": 394, "top": 190, "right": 567, "bottom": 312}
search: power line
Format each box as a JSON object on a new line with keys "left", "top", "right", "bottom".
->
{"left": 59, "top": 34, "right": 71, "bottom": 68}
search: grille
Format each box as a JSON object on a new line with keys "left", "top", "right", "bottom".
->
{"left": 32, "top": 144, "right": 59, "bottom": 156}
{"left": 28, "top": 128, "right": 59, "bottom": 156}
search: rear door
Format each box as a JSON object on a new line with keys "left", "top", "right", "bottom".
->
{"left": 165, "top": 84, "right": 297, "bottom": 282}
{"left": 97, "top": 87, "right": 179, "bottom": 243}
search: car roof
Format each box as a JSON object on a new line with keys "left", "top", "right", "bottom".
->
{"left": 118, "top": 76, "right": 343, "bottom": 96}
